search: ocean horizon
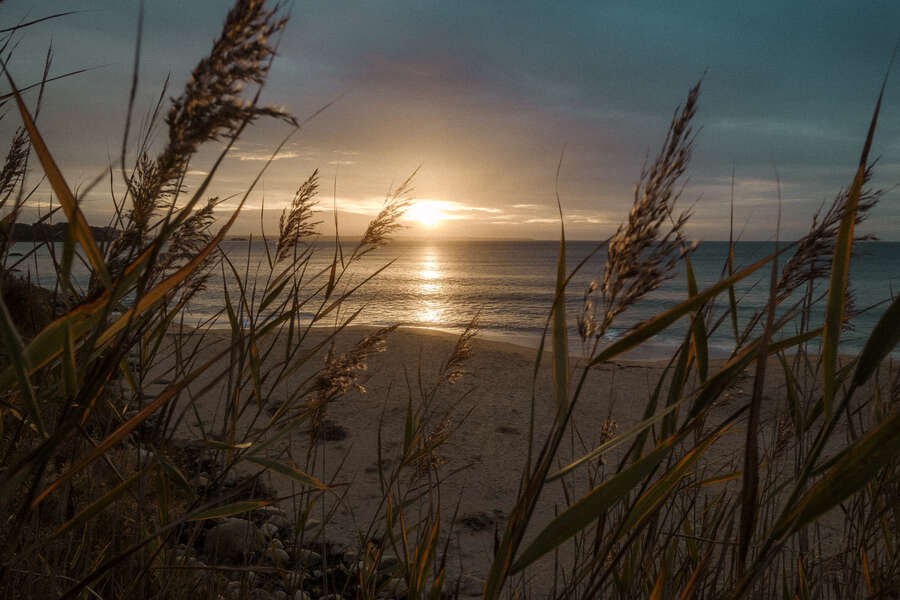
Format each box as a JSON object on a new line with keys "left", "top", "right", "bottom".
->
{"left": 10, "top": 239, "right": 899, "bottom": 361}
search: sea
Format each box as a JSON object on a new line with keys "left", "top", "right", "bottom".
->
{"left": 8, "top": 240, "right": 900, "bottom": 361}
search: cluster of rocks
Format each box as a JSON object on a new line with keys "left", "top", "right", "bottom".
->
{"left": 166, "top": 504, "right": 479, "bottom": 599}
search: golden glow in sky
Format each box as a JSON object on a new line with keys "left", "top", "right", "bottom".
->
{"left": 405, "top": 200, "right": 446, "bottom": 227}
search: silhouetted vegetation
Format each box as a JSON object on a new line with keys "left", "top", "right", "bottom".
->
{"left": 1, "top": 2, "right": 899, "bottom": 599}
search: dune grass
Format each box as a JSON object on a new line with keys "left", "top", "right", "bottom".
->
{"left": 1, "top": 2, "right": 900, "bottom": 599}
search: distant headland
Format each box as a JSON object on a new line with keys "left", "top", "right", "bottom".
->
{"left": 8, "top": 221, "right": 119, "bottom": 243}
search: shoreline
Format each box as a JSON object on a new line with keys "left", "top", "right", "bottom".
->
{"left": 173, "top": 320, "right": 881, "bottom": 365}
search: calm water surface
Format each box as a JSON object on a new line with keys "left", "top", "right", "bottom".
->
{"left": 10, "top": 240, "right": 900, "bottom": 360}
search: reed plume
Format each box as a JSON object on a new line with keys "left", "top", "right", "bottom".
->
{"left": 0, "top": 128, "right": 28, "bottom": 205}
{"left": 777, "top": 166, "right": 880, "bottom": 301}
{"left": 354, "top": 172, "right": 415, "bottom": 259}
{"left": 0, "top": 128, "right": 29, "bottom": 254}
{"left": 116, "top": 0, "right": 296, "bottom": 258}
{"left": 276, "top": 169, "right": 320, "bottom": 263}
{"left": 443, "top": 314, "right": 479, "bottom": 384}
{"left": 314, "top": 325, "right": 398, "bottom": 403}
{"left": 596, "top": 82, "right": 699, "bottom": 336}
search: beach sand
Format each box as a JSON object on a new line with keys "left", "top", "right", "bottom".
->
{"left": 147, "top": 324, "right": 871, "bottom": 596}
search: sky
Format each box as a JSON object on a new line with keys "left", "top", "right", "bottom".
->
{"left": 3, "top": 1, "right": 900, "bottom": 240}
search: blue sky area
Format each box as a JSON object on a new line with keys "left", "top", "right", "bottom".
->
{"left": 2, "top": 1, "right": 900, "bottom": 240}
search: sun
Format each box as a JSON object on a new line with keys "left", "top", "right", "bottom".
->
{"left": 406, "top": 201, "right": 445, "bottom": 227}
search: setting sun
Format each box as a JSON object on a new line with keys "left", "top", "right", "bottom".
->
{"left": 406, "top": 201, "right": 445, "bottom": 227}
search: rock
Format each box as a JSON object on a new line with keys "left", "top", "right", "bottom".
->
{"left": 250, "top": 590, "right": 273, "bottom": 600}
{"left": 458, "top": 574, "right": 484, "bottom": 597}
{"left": 378, "top": 577, "right": 408, "bottom": 598}
{"left": 379, "top": 554, "right": 400, "bottom": 572}
{"left": 285, "top": 571, "right": 304, "bottom": 589}
{"left": 295, "top": 549, "right": 321, "bottom": 569}
{"left": 261, "top": 523, "right": 280, "bottom": 538}
{"left": 204, "top": 518, "right": 266, "bottom": 564}
{"left": 293, "top": 591, "right": 312, "bottom": 600}
{"left": 225, "top": 580, "right": 243, "bottom": 600}
{"left": 273, "top": 592, "right": 287, "bottom": 600}
{"left": 267, "top": 514, "right": 290, "bottom": 530}
{"left": 257, "top": 505, "right": 287, "bottom": 517}
{"left": 342, "top": 550, "right": 357, "bottom": 565}
{"left": 460, "top": 511, "right": 495, "bottom": 532}
{"left": 272, "top": 538, "right": 284, "bottom": 550}
{"left": 265, "top": 547, "right": 290, "bottom": 565}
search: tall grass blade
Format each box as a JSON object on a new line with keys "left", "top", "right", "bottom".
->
{"left": 244, "top": 456, "right": 327, "bottom": 489}
{"left": 94, "top": 199, "right": 247, "bottom": 349}
{"left": 188, "top": 500, "right": 273, "bottom": 522}
{"left": 52, "top": 469, "right": 145, "bottom": 539}
{"left": 739, "top": 198, "right": 781, "bottom": 572}
{"left": 771, "top": 408, "right": 900, "bottom": 539}
{"left": 2, "top": 64, "right": 112, "bottom": 288}
{"left": 850, "top": 291, "right": 900, "bottom": 391}
{"left": 589, "top": 249, "right": 783, "bottom": 367}
{"left": 0, "top": 295, "right": 45, "bottom": 435}
{"left": 510, "top": 432, "right": 687, "bottom": 573}
{"left": 685, "top": 255, "right": 709, "bottom": 381}
{"left": 28, "top": 349, "right": 224, "bottom": 508}
{"left": 551, "top": 214, "right": 569, "bottom": 416}
{"left": 822, "top": 72, "right": 887, "bottom": 419}
{"left": 548, "top": 402, "right": 681, "bottom": 481}
{"left": 619, "top": 425, "right": 728, "bottom": 537}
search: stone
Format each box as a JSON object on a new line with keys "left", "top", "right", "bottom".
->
{"left": 293, "top": 591, "right": 312, "bottom": 600}
{"left": 266, "top": 548, "right": 290, "bottom": 565}
{"left": 249, "top": 590, "right": 273, "bottom": 600}
{"left": 378, "top": 577, "right": 408, "bottom": 598}
{"left": 261, "top": 523, "right": 280, "bottom": 538}
{"left": 203, "top": 518, "right": 266, "bottom": 564}
{"left": 379, "top": 554, "right": 400, "bottom": 571}
{"left": 225, "top": 580, "right": 243, "bottom": 600}
{"left": 272, "top": 538, "right": 284, "bottom": 550}
{"left": 272, "top": 592, "right": 287, "bottom": 600}
{"left": 285, "top": 571, "right": 304, "bottom": 589}
{"left": 257, "top": 505, "right": 287, "bottom": 517}
{"left": 295, "top": 549, "right": 322, "bottom": 569}
{"left": 458, "top": 574, "right": 484, "bottom": 597}
{"left": 267, "top": 514, "right": 290, "bottom": 530}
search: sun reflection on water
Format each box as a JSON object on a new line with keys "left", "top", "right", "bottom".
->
{"left": 416, "top": 248, "right": 446, "bottom": 324}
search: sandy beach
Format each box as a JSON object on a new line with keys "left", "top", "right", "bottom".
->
{"left": 135, "top": 322, "right": 860, "bottom": 596}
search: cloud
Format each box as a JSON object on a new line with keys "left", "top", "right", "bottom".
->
{"left": 231, "top": 150, "right": 301, "bottom": 162}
